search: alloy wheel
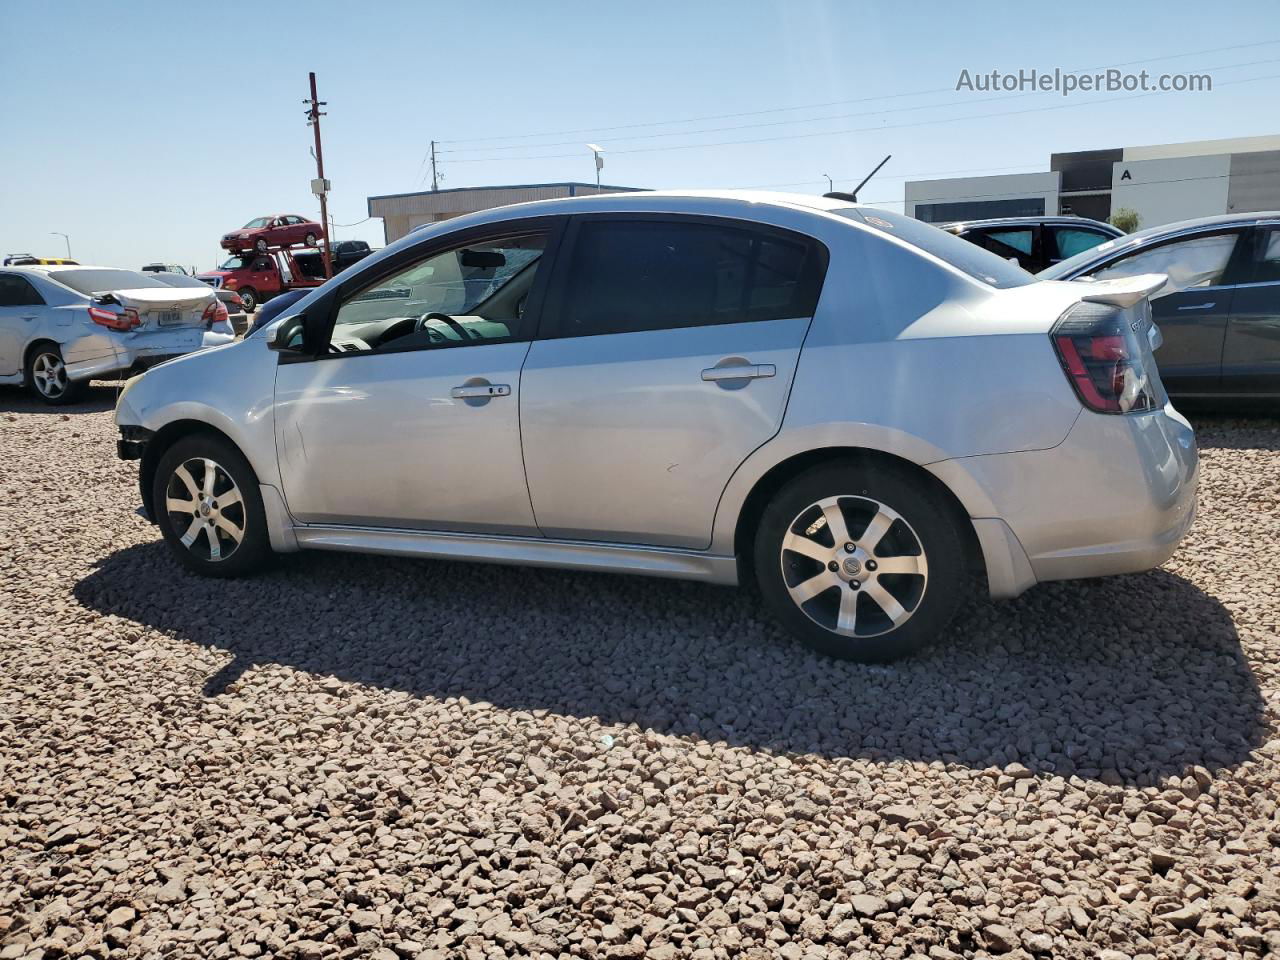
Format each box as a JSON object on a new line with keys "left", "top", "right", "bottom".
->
{"left": 164, "top": 458, "right": 246, "bottom": 562}
{"left": 31, "top": 351, "right": 68, "bottom": 399}
{"left": 779, "top": 495, "right": 928, "bottom": 638}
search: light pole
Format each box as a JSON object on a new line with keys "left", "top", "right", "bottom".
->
{"left": 50, "top": 232, "right": 71, "bottom": 258}
{"left": 587, "top": 143, "right": 604, "bottom": 192}
{"left": 823, "top": 174, "right": 833, "bottom": 192}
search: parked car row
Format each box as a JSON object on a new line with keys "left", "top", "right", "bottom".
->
{"left": 0, "top": 265, "right": 232, "bottom": 403}
{"left": 113, "top": 190, "right": 1197, "bottom": 663}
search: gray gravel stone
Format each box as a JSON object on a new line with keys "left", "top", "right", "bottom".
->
{"left": 1, "top": 393, "right": 1279, "bottom": 960}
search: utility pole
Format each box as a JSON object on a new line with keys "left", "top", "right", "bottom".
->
{"left": 305, "top": 72, "right": 334, "bottom": 279}
{"left": 430, "top": 140, "right": 439, "bottom": 192}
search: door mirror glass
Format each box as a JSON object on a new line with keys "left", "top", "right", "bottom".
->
{"left": 269, "top": 314, "right": 307, "bottom": 352}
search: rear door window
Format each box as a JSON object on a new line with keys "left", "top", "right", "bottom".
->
{"left": 1245, "top": 227, "right": 1280, "bottom": 284}
{"left": 0, "top": 274, "right": 45, "bottom": 306}
{"left": 1051, "top": 226, "right": 1113, "bottom": 261}
{"left": 550, "top": 216, "right": 826, "bottom": 338}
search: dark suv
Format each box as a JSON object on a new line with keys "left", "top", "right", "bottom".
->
{"left": 938, "top": 216, "right": 1123, "bottom": 273}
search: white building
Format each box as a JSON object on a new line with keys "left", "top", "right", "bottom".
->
{"left": 905, "top": 134, "right": 1280, "bottom": 229}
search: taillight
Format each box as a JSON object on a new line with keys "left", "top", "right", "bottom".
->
{"left": 202, "top": 299, "right": 229, "bottom": 328}
{"left": 1050, "top": 301, "right": 1160, "bottom": 415}
{"left": 88, "top": 305, "right": 141, "bottom": 331}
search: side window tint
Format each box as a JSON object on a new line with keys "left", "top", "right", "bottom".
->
{"left": 984, "top": 228, "right": 1033, "bottom": 256}
{"left": 1054, "top": 228, "right": 1111, "bottom": 261}
{"left": 330, "top": 233, "right": 547, "bottom": 353}
{"left": 965, "top": 230, "right": 1034, "bottom": 269}
{"left": 1251, "top": 228, "right": 1280, "bottom": 284}
{"left": 559, "top": 219, "right": 821, "bottom": 337}
{"left": 1093, "top": 232, "right": 1239, "bottom": 296}
{"left": 0, "top": 275, "right": 44, "bottom": 307}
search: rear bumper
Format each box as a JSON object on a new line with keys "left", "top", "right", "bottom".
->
{"left": 64, "top": 329, "right": 231, "bottom": 382}
{"left": 931, "top": 403, "right": 1198, "bottom": 594}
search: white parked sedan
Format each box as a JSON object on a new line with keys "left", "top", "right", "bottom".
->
{"left": 114, "top": 191, "right": 1198, "bottom": 661}
{"left": 0, "top": 266, "right": 233, "bottom": 404}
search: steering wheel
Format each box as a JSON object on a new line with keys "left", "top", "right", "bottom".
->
{"left": 415, "top": 311, "right": 472, "bottom": 341}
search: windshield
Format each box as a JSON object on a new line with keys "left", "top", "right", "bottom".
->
{"left": 49, "top": 268, "right": 167, "bottom": 295}
{"left": 219, "top": 255, "right": 254, "bottom": 270}
{"left": 834, "top": 207, "right": 1034, "bottom": 288}
{"left": 243, "top": 217, "right": 270, "bottom": 228}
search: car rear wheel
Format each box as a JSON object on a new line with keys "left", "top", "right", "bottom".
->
{"left": 153, "top": 434, "right": 271, "bottom": 578}
{"left": 25, "top": 344, "right": 85, "bottom": 405}
{"left": 236, "top": 287, "right": 257, "bottom": 312}
{"left": 255, "top": 238, "right": 268, "bottom": 253}
{"left": 305, "top": 232, "right": 318, "bottom": 247}
{"left": 754, "top": 460, "right": 966, "bottom": 662}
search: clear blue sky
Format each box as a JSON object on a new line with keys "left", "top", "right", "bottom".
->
{"left": 3, "top": 0, "right": 1278, "bottom": 270}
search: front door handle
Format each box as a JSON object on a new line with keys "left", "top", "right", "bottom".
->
{"left": 1177, "top": 302, "right": 1216, "bottom": 311}
{"left": 450, "top": 383, "right": 511, "bottom": 399}
{"left": 701, "top": 362, "right": 776, "bottom": 382}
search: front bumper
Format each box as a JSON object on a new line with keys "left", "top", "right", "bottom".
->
{"left": 933, "top": 403, "right": 1198, "bottom": 589}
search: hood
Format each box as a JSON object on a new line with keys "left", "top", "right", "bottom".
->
{"left": 198, "top": 271, "right": 232, "bottom": 280}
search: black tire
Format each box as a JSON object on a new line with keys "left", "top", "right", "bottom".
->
{"left": 152, "top": 433, "right": 272, "bottom": 578}
{"left": 255, "top": 237, "right": 268, "bottom": 253}
{"left": 25, "top": 342, "right": 86, "bottom": 405}
{"left": 304, "top": 232, "right": 318, "bottom": 247}
{"left": 237, "top": 287, "right": 257, "bottom": 312}
{"left": 753, "top": 459, "right": 966, "bottom": 662}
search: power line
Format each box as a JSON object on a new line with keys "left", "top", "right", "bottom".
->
{"left": 437, "top": 39, "right": 1280, "bottom": 147}
{"left": 440, "top": 56, "right": 1280, "bottom": 156}
{"left": 441, "top": 71, "right": 1280, "bottom": 164}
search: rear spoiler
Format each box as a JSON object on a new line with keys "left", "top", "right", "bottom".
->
{"left": 1077, "top": 273, "right": 1167, "bottom": 309}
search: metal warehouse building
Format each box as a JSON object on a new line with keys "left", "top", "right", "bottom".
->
{"left": 905, "top": 134, "right": 1280, "bottom": 229}
{"left": 367, "top": 182, "right": 646, "bottom": 244}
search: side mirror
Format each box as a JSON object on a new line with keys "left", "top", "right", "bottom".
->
{"left": 268, "top": 314, "right": 307, "bottom": 352}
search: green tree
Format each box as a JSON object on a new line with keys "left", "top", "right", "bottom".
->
{"left": 1110, "top": 208, "right": 1141, "bottom": 233}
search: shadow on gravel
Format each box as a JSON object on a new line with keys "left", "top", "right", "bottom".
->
{"left": 0, "top": 382, "right": 121, "bottom": 414}
{"left": 74, "top": 541, "right": 1268, "bottom": 785}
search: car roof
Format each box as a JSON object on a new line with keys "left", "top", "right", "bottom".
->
{"left": 1106, "top": 210, "right": 1280, "bottom": 244}
{"left": 936, "top": 216, "right": 1121, "bottom": 233}
{"left": 404, "top": 189, "right": 867, "bottom": 238}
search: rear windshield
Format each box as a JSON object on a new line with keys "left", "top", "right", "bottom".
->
{"left": 833, "top": 208, "right": 1034, "bottom": 288}
{"left": 48, "top": 269, "right": 167, "bottom": 295}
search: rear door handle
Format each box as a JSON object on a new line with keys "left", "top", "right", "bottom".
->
{"left": 1177, "top": 302, "right": 1216, "bottom": 311}
{"left": 701, "top": 362, "right": 776, "bottom": 382}
{"left": 450, "top": 383, "right": 511, "bottom": 398}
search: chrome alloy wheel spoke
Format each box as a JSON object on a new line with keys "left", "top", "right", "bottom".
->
{"left": 166, "top": 457, "right": 244, "bottom": 563}
{"left": 780, "top": 494, "right": 928, "bottom": 639}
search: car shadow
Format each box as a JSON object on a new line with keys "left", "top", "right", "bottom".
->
{"left": 72, "top": 541, "right": 1268, "bottom": 784}
{"left": 0, "top": 381, "right": 121, "bottom": 414}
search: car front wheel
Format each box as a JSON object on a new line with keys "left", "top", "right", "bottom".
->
{"left": 236, "top": 287, "right": 257, "bottom": 312}
{"left": 305, "top": 232, "right": 317, "bottom": 247}
{"left": 754, "top": 460, "right": 966, "bottom": 662}
{"left": 153, "top": 434, "right": 271, "bottom": 577}
{"left": 25, "top": 343, "right": 85, "bottom": 405}
{"left": 255, "top": 238, "right": 268, "bottom": 253}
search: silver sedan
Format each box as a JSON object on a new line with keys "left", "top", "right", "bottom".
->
{"left": 113, "top": 191, "right": 1198, "bottom": 662}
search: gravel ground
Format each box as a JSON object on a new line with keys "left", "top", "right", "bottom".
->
{"left": 2, "top": 384, "right": 1279, "bottom": 960}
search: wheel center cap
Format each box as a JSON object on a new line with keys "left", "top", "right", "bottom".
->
{"left": 842, "top": 557, "right": 862, "bottom": 576}
{"left": 199, "top": 500, "right": 213, "bottom": 517}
